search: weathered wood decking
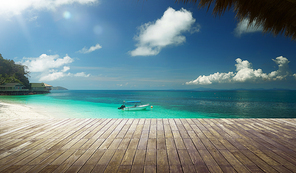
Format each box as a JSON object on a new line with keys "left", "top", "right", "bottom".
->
{"left": 0, "top": 118, "right": 296, "bottom": 173}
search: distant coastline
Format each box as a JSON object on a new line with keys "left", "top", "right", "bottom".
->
{"left": 51, "top": 86, "right": 68, "bottom": 90}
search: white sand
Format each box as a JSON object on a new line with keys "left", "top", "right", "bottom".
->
{"left": 0, "top": 101, "right": 53, "bottom": 119}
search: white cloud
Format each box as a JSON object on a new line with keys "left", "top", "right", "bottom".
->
{"left": 187, "top": 72, "right": 235, "bottom": 85}
{"left": 74, "top": 72, "right": 90, "bottom": 77}
{"left": 21, "top": 54, "right": 73, "bottom": 72}
{"left": 39, "top": 70, "right": 70, "bottom": 81}
{"left": 62, "top": 66, "right": 70, "bottom": 72}
{"left": 130, "top": 7, "right": 197, "bottom": 56}
{"left": 19, "top": 54, "right": 90, "bottom": 81}
{"left": 0, "top": 0, "right": 98, "bottom": 17}
{"left": 234, "top": 18, "right": 264, "bottom": 37}
{"left": 186, "top": 56, "right": 295, "bottom": 85}
{"left": 78, "top": 43, "right": 102, "bottom": 54}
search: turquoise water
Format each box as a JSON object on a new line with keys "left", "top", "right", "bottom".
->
{"left": 1, "top": 90, "right": 296, "bottom": 118}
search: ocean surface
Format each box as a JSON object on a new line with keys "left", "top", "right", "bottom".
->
{"left": 1, "top": 90, "right": 296, "bottom": 119}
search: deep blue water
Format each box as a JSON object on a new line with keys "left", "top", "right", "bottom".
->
{"left": 1, "top": 90, "right": 296, "bottom": 118}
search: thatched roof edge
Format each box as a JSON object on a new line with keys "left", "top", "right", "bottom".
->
{"left": 178, "top": 0, "right": 296, "bottom": 40}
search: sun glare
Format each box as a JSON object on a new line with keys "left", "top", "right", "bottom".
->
{"left": 63, "top": 11, "right": 71, "bottom": 19}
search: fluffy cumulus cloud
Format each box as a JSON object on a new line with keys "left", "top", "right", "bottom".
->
{"left": 78, "top": 44, "right": 102, "bottom": 54}
{"left": 20, "top": 54, "right": 90, "bottom": 81}
{"left": 234, "top": 18, "right": 264, "bottom": 37}
{"left": 0, "top": 0, "right": 98, "bottom": 17}
{"left": 21, "top": 54, "right": 73, "bottom": 72}
{"left": 130, "top": 7, "right": 197, "bottom": 56}
{"left": 186, "top": 56, "right": 295, "bottom": 85}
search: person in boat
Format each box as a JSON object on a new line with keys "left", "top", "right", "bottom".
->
{"left": 118, "top": 104, "right": 125, "bottom": 109}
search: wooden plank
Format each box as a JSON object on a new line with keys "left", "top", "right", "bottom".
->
{"left": 133, "top": 150, "right": 145, "bottom": 165}
{"left": 1, "top": 118, "right": 296, "bottom": 173}
{"left": 230, "top": 150, "right": 263, "bottom": 172}
{"left": 88, "top": 139, "right": 105, "bottom": 150}
{"left": 157, "top": 164, "right": 169, "bottom": 173}
{"left": 198, "top": 149, "right": 223, "bottom": 173}
{"left": 147, "top": 138, "right": 156, "bottom": 150}
{"left": 133, "top": 124, "right": 143, "bottom": 139}
{"left": 127, "top": 138, "right": 139, "bottom": 150}
{"left": 114, "top": 124, "right": 130, "bottom": 139}
{"left": 207, "top": 149, "right": 236, "bottom": 173}
{"left": 117, "top": 138, "right": 131, "bottom": 150}
{"left": 187, "top": 150, "right": 209, "bottom": 172}
{"left": 131, "top": 165, "right": 144, "bottom": 173}
{"left": 178, "top": 129, "right": 190, "bottom": 139}
{"left": 117, "top": 165, "right": 132, "bottom": 173}
{"left": 174, "top": 138, "right": 186, "bottom": 150}
{"left": 98, "top": 138, "right": 114, "bottom": 149}
{"left": 26, "top": 150, "right": 67, "bottom": 173}
{"left": 157, "top": 119, "right": 164, "bottom": 131}
{"left": 108, "top": 138, "right": 122, "bottom": 149}
{"left": 0, "top": 165, "right": 23, "bottom": 173}
{"left": 14, "top": 165, "right": 35, "bottom": 173}
{"left": 252, "top": 150, "right": 293, "bottom": 173}
{"left": 76, "top": 164, "right": 95, "bottom": 173}
{"left": 165, "top": 138, "right": 176, "bottom": 150}
{"left": 219, "top": 150, "right": 249, "bottom": 173}
{"left": 145, "top": 149, "right": 156, "bottom": 166}
{"left": 144, "top": 165, "right": 156, "bottom": 173}
{"left": 49, "top": 149, "right": 76, "bottom": 165}
{"left": 27, "top": 149, "right": 57, "bottom": 165}
{"left": 157, "top": 138, "right": 166, "bottom": 150}
{"left": 177, "top": 149, "right": 193, "bottom": 165}
{"left": 104, "top": 150, "right": 125, "bottom": 173}
{"left": 169, "top": 165, "right": 183, "bottom": 173}
{"left": 85, "top": 149, "right": 106, "bottom": 165}
{"left": 157, "top": 149, "right": 168, "bottom": 166}
{"left": 137, "top": 138, "right": 148, "bottom": 150}
{"left": 72, "top": 149, "right": 96, "bottom": 166}
{"left": 91, "top": 164, "right": 106, "bottom": 173}
{"left": 168, "top": 119, "right": 178, "bottom": 131}
{"left": 149, "top": 124, "right": 157, "bottom": 139}
{"left": 183, "top": 138, "right": 197, "bottom": 150}
{"left": 40, "top": 165, "right": 60, "bottom": 173}
{"left": 240, "top": 150, "right": 278, "bottom": 173}
{"left": 0, "top": 149, "right": 37, "bottom": 171}
{"left": 96, "top": 149, "right": 116, "bottom": 165}
{"left": 121, "top": 149, "right": 136, "bottom": 165}
{"left": 52, "top": 149, "right": 86, "bottom": 173}
{"left": 182, "top": 164, "right": 196, "bottom": 173}
{"left": 167, "top": 149, "right": 180, "bottom": 165}
{"left": 164, "top": 124, "right": 173, "bottom": 138}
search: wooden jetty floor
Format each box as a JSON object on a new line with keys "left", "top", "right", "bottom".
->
{"left": 1, "top": 118, "right": 296, "bottom": 173}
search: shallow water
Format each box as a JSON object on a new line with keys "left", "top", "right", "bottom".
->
{"left": 1, "top": 90, "right": 296, "bottom": 118}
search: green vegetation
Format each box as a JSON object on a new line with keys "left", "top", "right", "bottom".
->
{"left": 0, "top": 54, "right": 30, "bottom": 89}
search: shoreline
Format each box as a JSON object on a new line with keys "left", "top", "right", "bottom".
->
{"left": 0, "top": 101, "right": 54, "bottom": 119}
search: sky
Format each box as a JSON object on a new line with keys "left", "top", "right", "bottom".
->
{"left": 0, "top": 0, "right": 295, "bottom": 90}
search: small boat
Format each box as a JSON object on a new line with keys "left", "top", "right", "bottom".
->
{"left": 118, "top": 101, "right": 150, "bottom": 111}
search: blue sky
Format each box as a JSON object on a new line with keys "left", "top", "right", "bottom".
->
{"left": 0, "top": 0, "right": 295, "bottom": 90}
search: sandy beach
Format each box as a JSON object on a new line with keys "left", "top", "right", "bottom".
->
{"left": 0, "top": 101, "right": 53, "bottom": 119}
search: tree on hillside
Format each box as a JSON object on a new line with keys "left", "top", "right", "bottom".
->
{"left": 0, "top": 54, "right": 30, "bottom": 88}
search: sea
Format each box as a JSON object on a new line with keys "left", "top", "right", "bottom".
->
{"left": 1, "top": 90, "right": 296, "bottom": 119}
